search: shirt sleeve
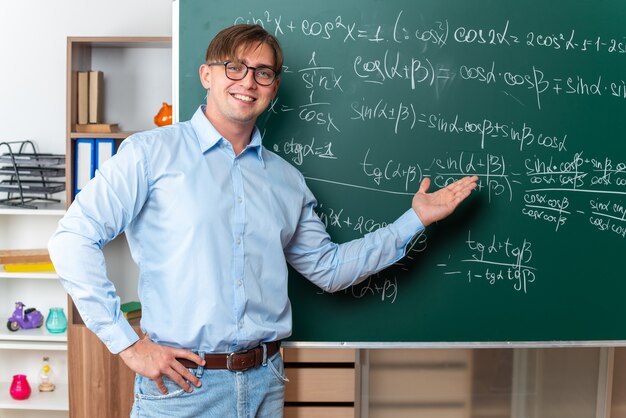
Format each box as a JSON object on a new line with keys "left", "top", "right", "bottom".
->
{"left": 48, "top": 137, "right": 149, "bottom": 354}
{"left": 284, "top": 176, "right": 425, "bottom": 293}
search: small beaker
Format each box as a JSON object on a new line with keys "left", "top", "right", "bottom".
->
{"left": 45, "top": 307, "right": 68, "bottom": 333}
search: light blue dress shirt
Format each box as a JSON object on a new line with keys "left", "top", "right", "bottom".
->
{"left": 49, "top": 106, "right": 424, "bottom": 354}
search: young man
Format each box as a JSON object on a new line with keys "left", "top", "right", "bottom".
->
{"left": 49, "top": 24, "right": 478, "bottom": 417}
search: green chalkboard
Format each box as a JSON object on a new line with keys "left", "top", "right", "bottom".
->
{"left": 178, "top": 0, "right": 626, "bottom": 344}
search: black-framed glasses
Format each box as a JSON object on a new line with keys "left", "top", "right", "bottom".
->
{"left": 207, "top": 61, "right": 279, "bottom": 86}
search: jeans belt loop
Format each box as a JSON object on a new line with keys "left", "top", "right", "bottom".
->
{"left": 195, "top": 351, "right": 205, "bottom": 378}
{"left": 261, "top": 342, "right": 268, "bottom": 366}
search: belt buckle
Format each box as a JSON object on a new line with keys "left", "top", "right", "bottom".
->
{"left": 227, "top": 348, "right": 250, "bottom": 372}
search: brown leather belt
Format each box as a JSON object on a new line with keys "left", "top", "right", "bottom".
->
{"left": 176, "top": 341, "right": 281, "bottom": 372}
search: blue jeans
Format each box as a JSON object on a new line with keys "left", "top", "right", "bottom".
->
{"left": 130, "top": 351, "right": 287, "bottom": 417}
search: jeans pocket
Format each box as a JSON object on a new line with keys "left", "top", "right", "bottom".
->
{"left": 134, "top": 374, "right": 187, "bottom": 400}
{"left": 267, "top": 352, "right": 289, "bottom": 385}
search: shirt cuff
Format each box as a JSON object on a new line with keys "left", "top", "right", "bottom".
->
{"left": 392, "top": 208, "right": 425, "bottom": 246}
{"left": 98, "top": 316, "right": 141, "bottom": 354}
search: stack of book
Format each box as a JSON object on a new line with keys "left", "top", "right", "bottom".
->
{"left": 75, "top": 70, "right": 119, "bottom": 133}
{"left": 0, "top": 249, "right": 55, "bottom": 273}
{"left": 121, "top": 301, "right": 142, "bottom": 321}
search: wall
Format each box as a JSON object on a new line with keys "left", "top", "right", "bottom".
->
{"left": 0, "top": 0, "right": 173, "bottom": 154}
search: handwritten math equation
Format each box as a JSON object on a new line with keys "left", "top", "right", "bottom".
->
{"left": 439, "top": 231, "right": 537, "bottom": 294}
{"left": 235, "top": 10, "right": 626, "bottom": 111}
{"left": 238, "top": 7, "right": 626, "bottom": 299}
{"left": 235, "top": 11, "right": 626, "bottom": 56}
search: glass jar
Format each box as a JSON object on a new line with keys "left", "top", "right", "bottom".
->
{"left": 45, "top": 307, "right": 68, "bottom": 334}
{"left": 10, "top": 374, "right": 31, "bottom": 400}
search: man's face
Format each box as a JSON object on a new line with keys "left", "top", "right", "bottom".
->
{"left": 201, "top": 42, "right": 280, "bottom": 131}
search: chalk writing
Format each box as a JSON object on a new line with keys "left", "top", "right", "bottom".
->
{"left": 360, "top": 149, "right": 421, "bottom": 192}
{"left": 425, "top": 153, "right": 517, "bottom": 203}
{"left": 440, "top": 231, "right": 537, "bottom": 293}
{"left": 226, "top": 5, "right": 626, "bottom": 303}
{"left": 522, "top": 193, "right": 570, "bottom": 231}
{"left": 589, "top": 199, "right": 626, "bottom": 238}
{"left": 417, "top": 112, "right": 568, "bottom": 152}
{"left": 315, "top": 203, "right": 390, "bottom": 235}
{"left": 234, "top": 10, "right": 626, "bottom": 57}
{"left": 273, "top": 137, "right": 337, "bottom": 166}
{"left": 351, "top": 98, "right": 416, "bottom": 134}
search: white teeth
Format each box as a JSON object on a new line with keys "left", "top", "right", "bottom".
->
{"left": 233, "top": 94, "right": 254, "bottom": 102}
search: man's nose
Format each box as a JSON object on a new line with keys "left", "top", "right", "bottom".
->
{"left": 240, "top": 70, "right": 257, "bottom": 88}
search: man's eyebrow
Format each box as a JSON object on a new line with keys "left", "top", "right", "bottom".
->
{"left": 235, "top": 58, "right": 274, "bottom": 68}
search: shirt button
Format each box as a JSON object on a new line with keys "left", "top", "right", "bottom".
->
{"left": 239, "top": 320, "right": 244, "bottom": 328}
{"left": 236, "top": 237, "right": 241, "bottom": 245}
{"left": 237, "top": 197, "right": 243, "bottom": 204}
{"left": 237, "top": 280, "right": 243, "bottom": 287}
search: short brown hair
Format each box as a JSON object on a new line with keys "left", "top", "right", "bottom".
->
{"left": 205, "top": 24, "right": 283, "bottom": 75}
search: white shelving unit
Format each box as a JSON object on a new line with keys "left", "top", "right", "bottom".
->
{"left": 0, "top": 383, "right": 69, "bottom": 411}
{"left": 0, "top": 205, "right": 69, "bottom": 417}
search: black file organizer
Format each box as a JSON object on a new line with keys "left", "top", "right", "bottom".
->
{"left": 0, "top": 140, "right": 66, "bottom": 209}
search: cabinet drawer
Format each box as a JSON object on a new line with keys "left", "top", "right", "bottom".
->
{"left": 369, "top": 368, "right": 470, "bottom": 403}
{"left": 285, "top": 406, "right": 354, "bottom": 418}
{"left": 283, "top": 347, "right": 356, "bottom": 363}
{"left": 285, "top": 368, "right": 355, "bottom": 402}
{"left": 369, "top": 349, "right": 471, "bottom": 365}
{"left": 369, "top": 407, "right": 468, "bottom": 418}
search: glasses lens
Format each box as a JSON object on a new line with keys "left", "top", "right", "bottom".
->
{"left": 225, "top": 63, "right": 247, "bottom": 80}
{"left": 254, "top": 68, "right": 276, "bottom": 86}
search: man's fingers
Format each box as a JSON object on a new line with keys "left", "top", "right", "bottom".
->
{"left": 167, "top": 348, "right": 204, "bottom": 389}
{"left": 162, "top": 367, "right": 194, "bottom": 393}
{"left": 171, "top": 360, "right": 202, "bottom": 389}
{"left": 418, "top": 177, "right": 431, "bottom": 194}
{"left": 446, "top": 176, "right": 478, "bottom": 198}
{"left": 155, "top": 376, "right": 168, "bottom": 395}
{"left": 448, "top": 175, "right": 477, "bottom": 191}
{"left": 172, "top": 348, "right": 205, "bottom": 366}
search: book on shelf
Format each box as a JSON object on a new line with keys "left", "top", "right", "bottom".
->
{"left": 75, "top": 123, "right": 119, "bottom": 133}
{"left": 2, "top": 262, "right": 55, "bottom": 273}
{"left": 77, "top": 71, "right": 89, "bottom": 125}
{"left": 88, "top": 70, "right": 103, "bottom": 124}
{"left": 0, "top": 248, "right": 51, "bottom": 264}
{"left": 124, "top": 310, "right": 142, "bottom": 321}
{"left": 121, "top": 301, "right": 142, "bottom": 320}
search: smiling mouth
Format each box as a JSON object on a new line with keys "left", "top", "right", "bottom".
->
{"left": 231, "top": 93, "right": 256, "bottom": 103}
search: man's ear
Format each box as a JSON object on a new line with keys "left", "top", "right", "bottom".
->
{"left": 199, "top": 64, "right": 211, "bottom": 90}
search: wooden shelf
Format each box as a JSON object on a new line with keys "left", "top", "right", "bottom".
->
{"left": 0, "top": 382, "right": 68, "bottom": 411}
{"left": 70, "top": 131, "right": 134, "bottom": 140}
{"left": 68, "top": 36, "right": 170, "bottom": 48}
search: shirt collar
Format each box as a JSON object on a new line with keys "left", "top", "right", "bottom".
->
{"left": 191, "top": 105, "right": 265, "bottom": 164}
